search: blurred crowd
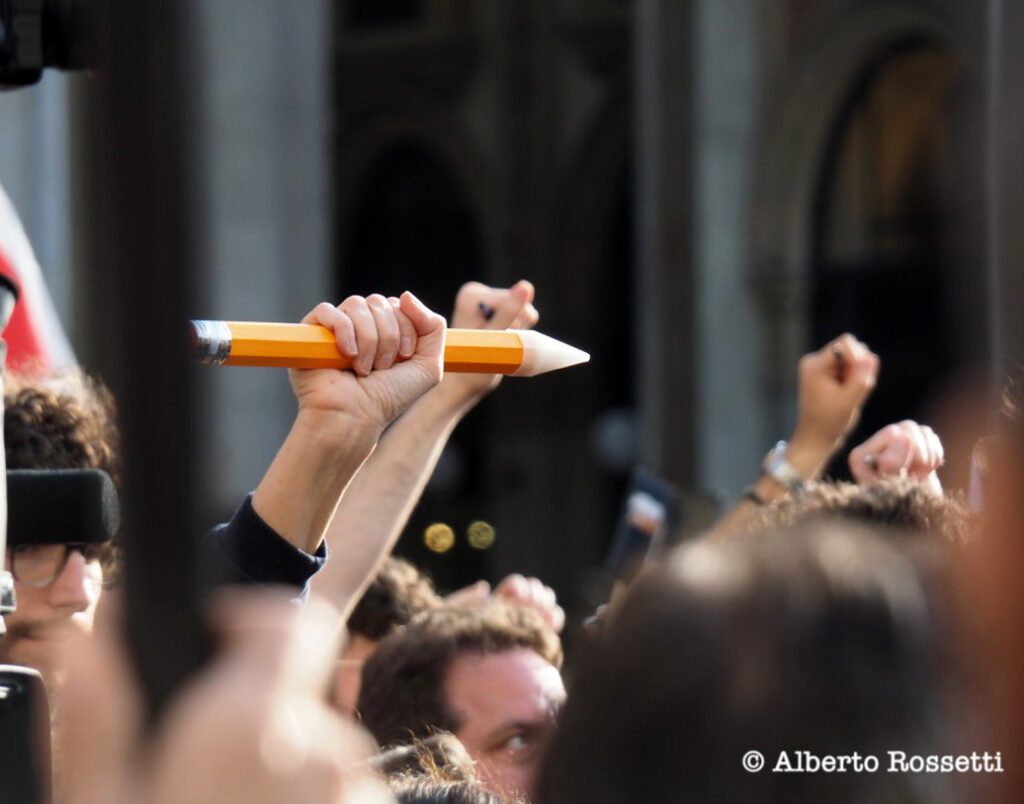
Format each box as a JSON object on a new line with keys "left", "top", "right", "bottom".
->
{"left": 3, "top": 279, "right": 1023, "bottom": 803}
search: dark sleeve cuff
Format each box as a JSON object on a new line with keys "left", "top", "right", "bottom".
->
{"left": 205, "top": 493, "right": 328, "bottom": 596}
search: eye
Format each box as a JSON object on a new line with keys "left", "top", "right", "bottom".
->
{"left": 503, "top": 734, "right": 529, "bottom": 753}
{"left": 13, "top": 545, "right": 48, "bottom": 557}
{"left": 494, "top": 731, "right": 540, "bottom": 764}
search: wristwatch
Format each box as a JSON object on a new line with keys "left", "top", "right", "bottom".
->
{"left": 762, "top": 440, "right": 806, "bottom": 492}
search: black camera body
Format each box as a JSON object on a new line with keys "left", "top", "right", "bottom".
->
{"left": 0, "top": 0, "right": 87, "bottom": 87}
{"left": 0, "top": 665, "right": 51, "bottom": 803}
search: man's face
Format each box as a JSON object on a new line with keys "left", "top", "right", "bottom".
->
{"left": 444, "top": 647, "right": 566, "bottom": 800}
{"left": 0, "top": 546, "right": 103, "bottom": 682}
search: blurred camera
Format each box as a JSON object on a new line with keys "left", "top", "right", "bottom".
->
{"left": 0, "top": 0, "right": 89, "bottom": 87}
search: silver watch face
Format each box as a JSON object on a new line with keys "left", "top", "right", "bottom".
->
{"left": 763, "top": 441, "right": 803, "bottom": 489}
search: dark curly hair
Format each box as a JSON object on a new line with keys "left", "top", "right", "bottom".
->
{"left": 744, "top": 477, "right": 972, "bottom": 546}
{"left": 4, "top": 368, "right": 123, "bottom": 574}
{"left": 359, "top": 602, "right": 563, "bottom": 750}
{"left": 5, "top": 369, "right": 121, "bottom": 486}
{"left": 348, "top": 557, "right": 443, "bottom": 641}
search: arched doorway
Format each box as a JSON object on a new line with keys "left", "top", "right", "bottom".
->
{"left": 339, "top": 140, "right": 488, "bottom": 589}
{"left": 810, "top": 41, "right": 974, "bottom": 474}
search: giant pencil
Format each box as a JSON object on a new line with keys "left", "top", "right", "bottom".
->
{"left": 190, "top": 321, "right": 589, "bottom": 377}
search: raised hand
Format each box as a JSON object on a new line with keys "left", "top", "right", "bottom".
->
{"left": 289, "top": 291, "right": 446, "bottom": 433}
{"left": 794, "top": 334, "right": 879, "bottom": 449}
{"left": 785, "top": 334, "right": 880, "bottom": 480}
{"left": 849, "top": 420, "right": 944, "bottom": 495}
{"left": 446, "top": 573, "right": 565, "bottom": 634}
{"left": 443, "top": 280, "right": 540, "bottom": 400}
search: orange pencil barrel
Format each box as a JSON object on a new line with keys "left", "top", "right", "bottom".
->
{"left": 442, "top": 330, "right": 523, "bottom": 374}
{"left": 191, "top": 321, "right": 527, "bottom": 374}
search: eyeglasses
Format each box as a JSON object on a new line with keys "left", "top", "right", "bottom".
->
{"left": 9, "top": 543, "right": 107, "bottom": 588}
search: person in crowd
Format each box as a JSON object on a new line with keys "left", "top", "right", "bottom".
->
{"left": 359, "top": 601, "right": 565, "bottom": 801}
{"left": 333, "top": 556, "right": 444, "bottom": 714}
{"left": 311, "top": 281, "right": 564, "bottom": 718}
{"left": 334, "top": 556, "right": 564, "bottom": 715}
{"left": 739, "top": 418, "right": 966, "bottom": 544}
{"left": 538, "top": 521, "right": 959, "bottom": 803}
{"left": 0, "top": 369, "right": 121, "bottom": 686}
{"left": 957, "top": 369, "right": 1024, "bottom": 801}
{"left": 310, "top": 282, "right": 563, "bottom": 635}
{"left": 746, "top": 475, "right": 971, "bottom": 545}
{"left": 12, "top": 289, "right": 448, "bottom": 801}
{"left": 58, "top": 591, "right": 395, "bottom": 804}
{"left": 710, "top": 333, "right": 879, "bottom": 536}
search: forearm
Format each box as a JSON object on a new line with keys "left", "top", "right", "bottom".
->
{"left": 312, "top": 382, "right": 481, "bottom": 614}
{"left": 252, "top": 410, "right": 380, "bottom": 554}
{"left": 707, "top": 429, "right": 839, "bottom": 539}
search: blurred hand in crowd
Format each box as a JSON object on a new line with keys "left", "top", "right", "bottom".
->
{"left": 446, "top": 573, "right": 566, "bottom": 634}
{"left": 290, "top": 291, "right": 446, "bottom": 433}
{"left": 849, "top": 420, "right": 945, "bottom": 495}
{"left": 59, "top": 593, "right": 392, "bottom": 804}
{"left": 787, "top": 333, "right": 880, "bottom": 479}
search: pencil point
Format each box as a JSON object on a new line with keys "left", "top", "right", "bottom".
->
{"left": 513, "top": 330, "right": 590, "bottom": 376}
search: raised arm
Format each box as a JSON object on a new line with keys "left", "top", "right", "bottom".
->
{"left": 709, "top": 333, "right": 879, "bottom": 537}
{"left": 250, "top": 292, "right": 446, "bottom": 556}
{"left": 312, "top": 281, "right": 538, "bottom": 617}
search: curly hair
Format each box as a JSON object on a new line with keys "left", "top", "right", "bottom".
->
{"left": 348, "top": 557, "right": 443, "bottom": 641}
{"left": 744, "top": 477, "right": 972, "bottom": 546}
{"left": 5, "top": 369, "right": 121, "bottom": 486}
{"left": 359, "top": 602, "right": 563, "bottom": 749}
{"left": 4, "top": 368, "right": 123, "bottom": 573}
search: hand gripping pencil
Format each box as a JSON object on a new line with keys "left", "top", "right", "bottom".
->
{"left": 189, "top": 321, "right": 589, "bottom": 377}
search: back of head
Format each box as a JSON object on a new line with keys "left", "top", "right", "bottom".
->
{"left": 375, "top": 732, "right": 478, "bottom": 783}
{"left": 538, "top": 522, "right": 954, "bottom": 804}
{"left": 747, "top": 477, "right": 971, "bottom": 546}
{"left": 389, "top": 777, "right": 511, "bottom": 804}
{"left": 359, "top": 602, "right": 563, "bottom": 749}
{"left": 381, "top": 733, "right": 512, "bottom": 804}
{"left": 349, "top": 557, "right": 443, "bottom": 641}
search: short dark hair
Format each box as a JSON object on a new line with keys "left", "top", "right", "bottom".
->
{"left": 359, "top": 602, "right": 563, "bottom": 749}
{"left": 349, "top": 557, "right": 442, "bottom": 641}
{"left": 746, "top": 477, "right": 971, "bottom": 545}
{"left": 538, "top": 522, "right": 956, "bottom": 803}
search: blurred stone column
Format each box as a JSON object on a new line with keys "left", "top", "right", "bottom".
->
{"left": 693, "top": 0, "right": 762, "bottom": 496}
{"left": 633, "top": 0, "right": 697, "bottom": 485}
{"left": 191, "top": 0, "right": 333, "bottom": 516}
{"left": 988, "top": 0, "right": 1024, "bottom": 372}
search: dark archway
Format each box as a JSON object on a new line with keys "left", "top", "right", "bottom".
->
{"left": 339, "top": 141, "right": 487, "bottom": 590}
{"left": 341, "top": 140, "right": 482, "bottom": 312}
{"left": 811, "top": 41, "right": 970, "bottom": 475}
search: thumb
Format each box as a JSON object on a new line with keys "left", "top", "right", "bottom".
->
{"left": 839, "top": 353, "right": 879, "bottom": 407}
{"left": 400, "top": 291, "right": 446, "bottom": 373}
{"left": 399, "top": 291, "right": 445, "bottom": 336}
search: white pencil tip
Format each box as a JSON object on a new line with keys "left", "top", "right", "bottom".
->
{"left": 513, "top": 330, "right": 590, "bottom": 376}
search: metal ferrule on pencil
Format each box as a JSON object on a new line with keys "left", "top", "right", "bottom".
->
{"left": 190, "top": 320, "right": 233, "bottom": 366}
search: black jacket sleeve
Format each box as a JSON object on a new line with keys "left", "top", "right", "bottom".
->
{"left": 204, "top": 493, "right": 327, "bottom": 600}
